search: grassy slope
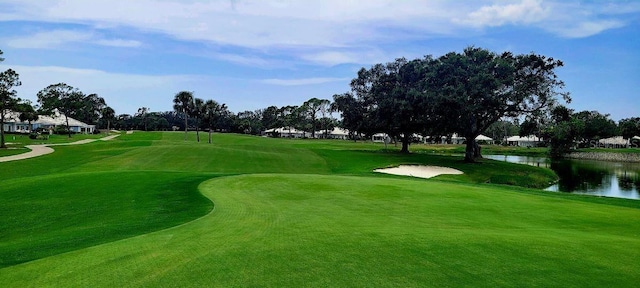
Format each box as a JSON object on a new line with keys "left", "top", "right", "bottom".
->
{"left": 2, "top": 175, "right": 639, "bottom": 287}
{"left": 1, "top": 132, "right": 638, "bottom": 286}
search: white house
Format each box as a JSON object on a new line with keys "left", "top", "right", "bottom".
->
{"left": 2, "top": 111, "right": 31, "bottom": 133}
{"left": 316, "top": 127, "right": 350, "bottom": 140}
{"left": 263, "top": 127, "right": 307, "bottom": 138}
{"left": 599, "top": 136, "right": 630, "bottom": 148}
{"left": 1, "top": 110, "right": 95, "bottom": 134}
{"left": 372, "top": 133, "right": 391, "bottom": 143}
{"left": 451, "top": 133, "right": 494, "bottom": 144}
{"left": 506, "top": 135, "right": 543, "bottom": 147}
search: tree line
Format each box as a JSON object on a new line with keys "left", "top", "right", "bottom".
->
{"left": 3, "top": 47, "right": 638, "bottom": 160}
{"left": 520, "top": 106, "right": 640, "bottom": 156}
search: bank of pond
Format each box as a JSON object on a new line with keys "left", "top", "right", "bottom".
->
{"left": 486, "top": 155, "right": 640, "bottom": 200}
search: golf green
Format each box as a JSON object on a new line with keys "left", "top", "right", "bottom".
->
{"left": 0, "top": 132, "right": 638, "bottom": 287}
{"left": 2, "top": 174, "right": 639, "bottom": 287}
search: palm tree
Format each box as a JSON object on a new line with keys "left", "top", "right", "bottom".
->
{"left": 101, "top": 106, "right": 116, "bottom": 134}
{"left": 203, "top": 99, "right": 222, "bottom": 144}
{"left": 136, "top": 106, "right": 150, "bottom": 131}
{"left": 192, "top": 98, "right": 204, "bottom": 142}
{"left": 173, "top": 91, "right": 194, "bottom": 140}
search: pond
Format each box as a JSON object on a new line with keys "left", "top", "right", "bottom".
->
{"left": 485, "top": 155, "right": 640, "bottom": 200}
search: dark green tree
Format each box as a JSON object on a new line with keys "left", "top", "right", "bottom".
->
{"left": 75, "top": 93, "right": 106, "bottom": 125}
{"left": 135, "top": 107, "right": 150, "bottom": 131}
{"left": 100, "top": 106, "right": 116, "bottom": 133}
{"left": 37, "top": 83, "right": 84, "bottom": 138}
{"left": 17, "top": 101, "right": 39, "bottom": 132}
{"left": 261, "top": 105, "right": 281, "bottom": 130}
{"left": 619, "top": 117, "right": 640, "bottom": 139}
{"left": 485, "top": 119, "right": 520, "bottom": 144}
{"left": 280, "top": 105, "right": 298, "bottom": 135}
{"left": 191, "top": 98, "right": 204, "bottom": 142}
{"left": 349, "top": 57, "right": 435, "bottom": 153}
{"left": 173, "top": 91, "right": 194, "bottom": 140}
{"left": 203, "top": 100, "right": 224, "bottom": 143}
{"left": 542, "top": 105, "right": 583, "bottom": 157}
{"left": 303, "top": 98, "right": 331, "bottom": 138}
{"left": 0, "top": 68, "right": 21, "bottom": 148}
{"left": 430, "top": 47, "right": 569, "bottom": 161}
{"left": 572, "top": 111, "right": 617, "bottom": 146}
{"left": 332, "top": 93, "right": 367, "bottom": 141}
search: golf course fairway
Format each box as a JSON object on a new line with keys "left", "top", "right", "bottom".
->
{"left": 1, "top": 132, "right": 638, "bottom": 287}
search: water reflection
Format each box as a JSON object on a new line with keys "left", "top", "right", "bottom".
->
{"left": 485, "top": 155, "right": 640, "bottom": 200}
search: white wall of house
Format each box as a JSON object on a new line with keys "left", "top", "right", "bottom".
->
{"left": 3, "top": 110, "right": 95, "bottom": 134}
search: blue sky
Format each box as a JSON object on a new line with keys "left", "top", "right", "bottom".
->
{"left": 0, "top": 0, "right": 638, "bottom": 120}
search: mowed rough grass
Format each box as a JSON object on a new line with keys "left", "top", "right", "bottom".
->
{"left": 1, "top": 132, "right": 638, "bottom": 286}
{"left": 2, "top": 175, "right": 640, "bottom": 287}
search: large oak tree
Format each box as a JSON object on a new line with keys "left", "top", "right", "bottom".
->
{"left": 37, "top": 83, "right": 84, "bottom": 138}
{"left": 430, "top": 47, "right": 569, "bottom": 161}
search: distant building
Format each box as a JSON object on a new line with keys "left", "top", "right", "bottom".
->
{"left": 1, "top": 110, "right": 95, "bottom": 134}
{"left": 372, "top": 133, "right": 391, "bottom": 143}
{"left": 316, "top": 127, "right": 350, "bottom": 140}
{"left": 599, "top": 136, "right": 630, "bottom": 148}
{"left": 506, "top": 135, "right": 543, "bottom": 147}
{"left": 451, "top": 133, "right": 494, "bottom": 145}
{"left": 263, "top": 127, "right": 307, "bottom": 138}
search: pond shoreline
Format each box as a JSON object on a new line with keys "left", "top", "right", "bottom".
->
{"left": 565, "top": 152, "right": 640, "bottom": 163}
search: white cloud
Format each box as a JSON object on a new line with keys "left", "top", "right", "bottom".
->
{"left": 212, "top": 52, "right": 273, "bottom": 67}
{"left": 551, "top": 20, "right": 625, "bottom": 38}
{"left": 7, "top": 30, "right": 93, "bottom": 49}
{"left": 6, "top": 29, "right": 142, "bottom": 49}
{"left": 454, "top": 0, "right": 631, "bottom": 38}
{"left": 299, "top": 49, "right": 393, "bottom": 67}
{"left": 0, "top": 0, "right": 459, "bottom": 49}
{"left": 0, "top": 64, "right": 195, "bottom": 114}
{"left": 94, "top": 39, "right": 142, "bottom": 48}
{"left": 260, "top": 77, "right": 350, "bottom": 86}
{"left": 455, "top": 0, "right": 549, "bottom": 27}
{"left": 0, "top": 0, "right": 636, "bottom": 67}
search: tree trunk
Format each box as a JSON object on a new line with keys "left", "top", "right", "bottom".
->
{"left": 401, "top": 135, "right": 410, "bottom": 153}
{"left": 65, "top": 115, "right": 72, "bottom": 138}
{"left": 184, "top": 115, "right": 188, "bottom": 141}
{"left": 0, "top": 111, "right": 6, "bottom": 148}
{"left": 208, "top": 128, "right": 212, "bottom": 144}
{"left": 106, "top": 120, "right": 110, "bottom": 135}
{"left": 196, "top": 119, "right": 200, "bottom": 142}
{"left": 464, "top": 137, "right": 483, "bottom": 162}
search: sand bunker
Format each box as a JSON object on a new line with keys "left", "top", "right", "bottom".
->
{"left": 374, "top": 165, "right": 463, "bottom": 179}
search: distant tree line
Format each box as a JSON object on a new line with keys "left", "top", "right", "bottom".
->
{"left": 520, "top": 106, "right": 640, "bottom": 157}
{"left": 3, "top": 46, "right": 638, "bottom": 160}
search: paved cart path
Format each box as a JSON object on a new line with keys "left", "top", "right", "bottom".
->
{"left": 0, "top": 134, "right": 120, "bottom": 163}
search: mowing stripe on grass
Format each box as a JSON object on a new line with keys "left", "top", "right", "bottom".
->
{"left": 1, "top": 174, "right": 638, "bottom": 287}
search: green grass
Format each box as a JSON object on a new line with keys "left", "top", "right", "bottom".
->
{"left": 0, "top": 171, "right": 213, "bottom": 267}
{"left": 0, "top": 131, "right": 638, "bottom": 287}
{"left": 0, "top": 133, "right": 108, "bottom": 157}
{"left": 2, "top": 175, "right": 639, "bottom": 287}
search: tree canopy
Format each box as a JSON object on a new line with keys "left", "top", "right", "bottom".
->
{"left": 335, "top": 46, "right": 569, "bottom": 160}
{"left": 37, "top": 83, "right": 85, "bottom": 138}
{"left": 0, "top": 68, "right": 22, "bottom": 147}
{"left": 173, "top": 91, "right": 194, "bottom": 140}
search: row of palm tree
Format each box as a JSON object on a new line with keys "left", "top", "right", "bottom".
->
{"left": 172, "top": 91, "right": 227, "bottom": 143}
